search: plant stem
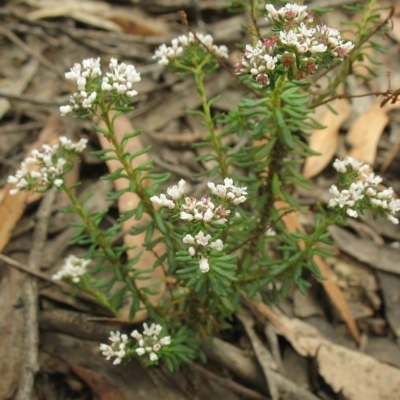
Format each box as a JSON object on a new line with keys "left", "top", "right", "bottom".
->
{"left": 62, "top": 184, "right": 153, "bottom": 317}
{"left": 100, "top": 107, "right": 154, "bottom": 213}
{"left": 194, "top": 70, "right": 229, "bottom": 178}
{"left": 239, "top": 76, "right": 287, "bottom": 269}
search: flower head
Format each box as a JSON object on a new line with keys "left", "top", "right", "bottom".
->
{"left": 52, "top": 255, "right": 91, "bottom": 283}
{"left": 60, "top": 58, "right": 141, "bottom": 116}
{"left": 7, "top": 137, "right": 87, "bottom": 195}
{"left": 329, "top": 157, "right": 400, "bottom": 224}
{"left": 130, "top": 323, "right": 171, "bottom": 364}
{"left": 153, "top": 32, "right": 228, "bottom": 66}
{"left": 236, "top": 3, "right": 353, "bottom": 87}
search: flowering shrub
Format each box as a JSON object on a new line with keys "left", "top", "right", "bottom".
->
{"left": 6, "top": 2, "right": 395, "bottom": 370}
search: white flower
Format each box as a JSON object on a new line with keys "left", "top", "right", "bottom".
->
{"left": 195, "top": 231, "right": 211, "bottom": 246}
{"left": 136, "top": 347, "right": 146, "bottom": 356}
{"left": 149, "top": 352, "right": 158, "bottom": 361}
{"left": 100, "top": 330, "right": 129, "bottom": 365}
{"left": 131, "top": 330, "right": 142, "bottom": 340}
{"left": 153, "top": 32, "right": 228, "bottom": 65}
{"left": 309, "top": 43, "right": 327, "bottom": 54}
{"left": 183, "top": 234, "right": 195, "bottom": 244}
{"left": 52, "top": 255, "right": 90, "bottom": 283}
{"left": 99, "top": 344, "right": 114, "bottom": 360}
{"left": 159, "top": 336, "right": 171, "bottom": 346}
{"left": 364, "top": 173, "right": 382, "bottom": 186}
{"left": 60, "top": 136, "right": 88, "bottom": 153}
{"left": 167, "top": 179, "right": 186, "bottom": 200}
{"left": 209, "top": 239, "right": 223, "bottom": 251}
{"left": 150, "top": 194, "right": 175, "bottom": 209}
{"left": 387, "top": 214, "right": 399, "bottom": 224}
{"left": 130, "top": 323, "right": 171, "bottom": 362}
{"left": 180, "top": 211, "right": 194, "bottom": 220}
{"left": 199, "top": 256, "right": 210, "bottom": 273}
{"left": 102, "top": 58, "right": 141, "bottom": 97}
{"left": 60, "top": 105, "right": 73, "bottom": 116}
{"left": 330, "top": 157, "right": 400, "bottom": 224}
{"left": 265, "top": 4, "right": 279, "bottom": 18}
{"left": 346, "top": 208, "right": 358, "bottom": 218}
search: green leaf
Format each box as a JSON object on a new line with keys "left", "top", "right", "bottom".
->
{"left": 274, "top": 109, "right": 293, "bottom": 148}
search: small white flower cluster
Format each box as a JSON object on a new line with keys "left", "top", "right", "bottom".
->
{"left": 7, "top": 137, "right": 87, "bottom": 195}
{"left": 235, "top": 3, "right": 354, "bottom": 87}
{"left": 151, "top": 178, "right": 247, "bottom": 273}
{"left": 208, "top": 178, "right": 248, "bottom": 205}
{"left": 180, "top": 195, "right": 231, "bottom": 224}
{"left": 99, "top": 324, "right": 171, "bottom": 365}
{"left": 101, "top": 58, "right": 141, "bottom": 97}
{"left": 52, "top": 254, "right": 91, "bottom": 283}
{"left": 329, "top": 157, "right": 400, "bottom": 224}
{"left": 100, "top": 331, "right": 129, "bottom": 365}
{"left": 60, "top": 57, "right": 141, "bottom": 116}
{"left": 150, "top": 178, "right": 247, "bottom": 213}
{"left": 183, "top": 231, "right": 223, "bottom": 273}
{"left": 131, "top": 323, "right": 171, "bottom": 362}
{"left": 265, "top": 3, "right": 313, "bottom": 24}
{"left": 150, "top": 179, "right": 186, "bottom": 209}
{"left": 153, "top": 32, "right": 229, "bottom": 65}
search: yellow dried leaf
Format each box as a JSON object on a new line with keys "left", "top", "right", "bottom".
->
{"left": 347, "top": 100, "right": 400, "bottom": 164}
{"left": 303, "top": 98, "right": 351, "bottom": 178}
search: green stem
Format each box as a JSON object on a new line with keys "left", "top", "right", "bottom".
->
{"left": 62, "top": 184, "right": 154, "bottom": 317}
{"left": 80, "top": 280, "right": 118, "bottom": 315}
{"left": 238, "top": 75, "right": 287, "bottom": 270}
{"left": 100, "top": 107, "right": 154, "bottom": 213}
{"left": 194, "top": 69, "right": 229, "bottom": 178}
{"left": 238, "top": 213, "right": 337, "bottom": 285}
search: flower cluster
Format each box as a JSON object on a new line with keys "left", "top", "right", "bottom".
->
{"left": 235, "top": 3, "right": 354, "bottom": 87}
{"left": 131, "top": 323, "right": 171, "bottom": 362}
{"left": 183, "top": 232, "right": 223, "bottom": 272}
{"left": 101, "top": 58, "right": 141, "bottom": 97}
{"left": 60, "top": 58, "right": 141, "bottom": 116}
{"left": 208, "top": 178, "right": 248, "bottom": 205}
{"left": 329, "top": 157, "right": 400, "bottom": 224}
{"left": 7, "top": 137, "right": 87, "bottom": 195}
{"left": 151, "top": 178, "right": 247, "bottom": 272}
{"left": 100, "top": 323, "right": 171, "bottom": 365}
{"left": 51, "top": 255, "right": 91, "bottom": 283}
{"left": 153, "top": 32, "right": 228, "bottom": 66}
{"left": 100, "top": 331, "right": 129, "bottom": 365}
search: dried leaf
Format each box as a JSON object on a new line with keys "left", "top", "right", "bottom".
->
{"left": 347, "top": 100, "right": 400, "bottom": 164}
{"left": 27, "top": 0, "right": 122, "bottom": 32}
{"left": 251, "top": 301, "right": 400, "bottom": 400}
{"left": 108, "top": 8, "right": 168, "bottom": 36}
{"left": 303, "top": 98, "right": 351, "bottom": 178}
{"left": 275, "top": 201, "right": 360, "bottom": 343}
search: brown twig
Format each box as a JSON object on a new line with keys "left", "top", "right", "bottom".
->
{"left": 0, "top": 91, "right": 68, "bottom": 106}
{"left": 309, "top": 87, "right": 400, "bottom": 108}
{"left": 15, "top": 189, "right": 56, "bottom": 400}
{"left": 0, "top": 26, "right": 64, "bottom": 79}
{"left": 189, "top": 363, "right": 269, "bottom": 400}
